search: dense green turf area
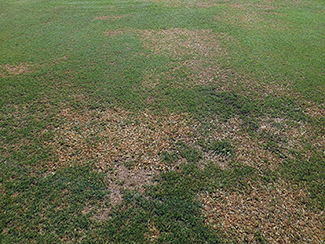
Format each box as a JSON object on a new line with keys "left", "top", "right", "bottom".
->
{"left": 1, "top": 0, "right": 324, "bottom": 242}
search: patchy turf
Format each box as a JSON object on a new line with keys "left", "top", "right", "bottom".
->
{"left": 200, "top": 181, "right": 325, "bottom": 243}
{"left": 1, "top": 0, "right": 324, "bottom": 242}
{"left": 0, "top": 63, "right": 34, "bottom": 77}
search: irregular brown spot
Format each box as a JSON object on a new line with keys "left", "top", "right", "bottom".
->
{"left": 205, "top": 115, "right": 322, "bottom": 170}
{"left": 304, "top": 103, "right": 325, "bottom": 118}
{"left": 215, "top": 5, "right": 288, "bottom": 31}
{"left": 139, "top": 28, "right": 291, "bottom": 96}
{"left": 0, "top": 63, "right": 32, "bottom": 77}
{"left": 47, "top": 107, "right": 198, "bottom": 171}
{"left": 202, "top": 117, "right": 281, "bottom": 170}
{"left": 138, "top": 28, "right": 226, "bottom": 58}
{"left": 138, "top": 28, "right": 232, "bottom": 89}
{"left": 81, "top": 206, "right": 92, "bottom": 215}
{"left": 90, "top": 207, "right": 112, "bottom": 221}
{"left": 106, "top": 164, "right": 157, "bottom": 205}
{"left": 200, "top": 181, "right": 325, "bottom": 243}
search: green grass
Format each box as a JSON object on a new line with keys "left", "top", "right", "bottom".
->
{"left": 1, "top": 0, "right": 324, "bottom": 242}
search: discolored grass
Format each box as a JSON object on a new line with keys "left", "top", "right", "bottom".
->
{"left": 0, "top": 63, "right": 33, "bottom": 77}
{"left": 200, "top": 181, "right": 325, "bottom": 243}
{"left": 48, "top": 106, "right": 198, "bottom": 171}
{"left": 1, "top": 0, "right": 324, "bottom": 242}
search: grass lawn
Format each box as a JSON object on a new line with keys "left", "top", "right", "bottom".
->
{"left": 0, "top": 0, "right": 324, "bottom": 242}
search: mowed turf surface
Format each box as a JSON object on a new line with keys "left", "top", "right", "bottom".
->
{"left": 0, "top": 0, "right": 324, "bottom": 243}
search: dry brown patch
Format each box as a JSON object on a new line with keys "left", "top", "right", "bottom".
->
{"left": 90, "top": 207, "right": 112, "bottom": 221}
{"left": 142, "top": 70, "right": 160, "bottom": 88}
{"left": 48, "top": 107, "right": 199, "bottom": 206}
{"left": 0, "top": 63, "right": 33, "bottom": 77}
{"left": 257, "top": 117, "right": 325, "bottom": 161}
{"left": 215, "top": 3, "right": 288, "bottom": 31}
{"left": 138, "top": 28, "right": 232, "bottom": 88}
{"left": 200, "top": 181, "right": 325, "bottom": 243}
{"left": 106, "top": 164, "right": 157, "bottom": 205}
{"left": 48, "top": 107, "right": 198, "bottom": 171}
{"left": 142, "top": 59, "right": 292, "bottom": 95}
{"left": 94, "top": 15, "right": 126, "bottom": 20}
{"left": 139, "top": 28, "right": 291, "bottom": 95}
{"left": 304, "top": 103, "right": 325, "bottom": 118}
{"left": 138, "top": 28, "right": 226, "bottom": 58}
{"left": 206, "top": 115, "right": 320, "bottom": 170}
{"left": 204, "top": 117, "right": 281, "bottom": 170}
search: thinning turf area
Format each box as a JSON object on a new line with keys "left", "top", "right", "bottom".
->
{"left": 1, "top": 0, "right": 324, "bottom": 242}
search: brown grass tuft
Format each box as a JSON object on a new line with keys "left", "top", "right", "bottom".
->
{"left": 48, "top": 107, "right": 198, "bottom": 206}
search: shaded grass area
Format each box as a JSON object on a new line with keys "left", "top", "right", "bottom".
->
{"left": 1, "top": 0, "right": 324, "bottom": 242}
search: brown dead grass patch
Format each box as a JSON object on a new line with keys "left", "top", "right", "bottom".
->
{"left": 138, "top": 28, "right": 226, "bottom": 58}
{"left": 142, "top": 59, "right": 292, "bottom": 96}
{"left": 206, "top": 116, "right": 319, "bottom": 170}
{"left": 206, "top": 117, "right": 281, "bottom": 170}
{"left": 304, "top": 102, "right": 325, "bottom": 118}
{"left": 48, "top": 107, "right": 198, "bottom": 171}
{"left": 139, "top": 28, "right": 291, "bottom": 96}
{"left": 200, "top": 181, "right": 325, "bottom": 243}
{"left": 231, "top": 2, "right": 277, "bottom": 11}
{"left": 138, "top": 28, "right": 230, "bottom": 88}
{"left": 48, "top": 107, "right": 198, "bottom": 206}
{"left": 216, "top": 12, "right": 287, "bottom": 31}
{"left": 106, "top": 164, "right": 157, "bottom": 205}
{"left": 215, "top": 2, "right": 288, "bottom": 31}
{"left": 0, "top": 63, "right": 33, "bottom": 77}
